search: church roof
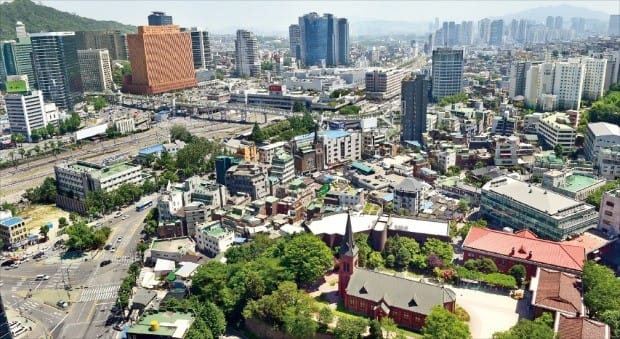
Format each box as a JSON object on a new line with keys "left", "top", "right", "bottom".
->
{"left": 346, "top": 268, "right": 456, "bottom": 315}
{"left": 339, "top": 211, "right": 358, "bottom": 257}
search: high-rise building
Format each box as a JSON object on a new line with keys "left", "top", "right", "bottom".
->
{"left": 431, "top": 48, "right": 463, "bottom": 101}
{"left": 15, "top": 21, "right": 27, "bottom": 41}
{"left": 30, "top": 32, "right": 82, "bottom": 110}
{"left": 181, "top": 27, "right": 212, "bottom": 69}
{"left": 0, "top": 293, "right": 10, "bottom": 339}
{"left": 401, "top": 74, "right": 429, "bottom": 144}
{"left": 0, "top": 22, "right": 36, "bottom": 88}
{"left": 460, "top": 21, "right": 474, "bottom": 45}
{"left": 148, "top": 11, "right": 172, "bottom": 26}
{"left": 554, "top": 16, "right": 563, "bottom": 30}
{"left": 125, "top": 24, "right": 196, "bottom": 94}
{"left": 234, "top": 29, "right": 260, "bottom": 78}
{"left": 337, "top": 18, "right": 349, "bottom": 65}
{"left": 298, "top": 12, "right": 349, "bottom": 67}
{"left": 75, "top": 30, "right": 128, "bottom": 60}
{"left": 365, "top": 69, "right": 406, "bottom": 100}
{"left": 78, "top": 49, "right": 114, "bottom": 92}
{"left": 5, "top": 89, "right": 47, "bottom": 141}
{"left": 609, "top": 15, "right": 620, "bottom": 36}
{"left": 546, "top": 16, "right": 555, "bottom": 29}
{"left": 478, "top": 18, "right": 491, "bottom": 44}
{"left": 489, "top": 20, "right": 504, "bottom": 46}
{"left": 582, "top": 58, "right": 607, "bottom": 101}
{"left": 553, "top": 59, "right": 585, "bottom": 110}
{"left": 509, "top": 61, "right": 534, "bottom": 99}
{"left": 288, "top": 24, "right": 301, "bottom": 60}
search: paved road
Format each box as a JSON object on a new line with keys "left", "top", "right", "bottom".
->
{"left": 1, "top": 198, "right": 152, "bottom": 339}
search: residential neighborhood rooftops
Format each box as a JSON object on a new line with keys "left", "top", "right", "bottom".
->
{"left": 463, "top": 228, "right": 586, "bottom": 273}
{"left": 126, "top": 311, "right": 194, "bottom": 338}
{"left": 555, "top": 313, "right": 610, "bottom": 339}
{"left": 530, "top": 268, "right": 583, "bottom": 316}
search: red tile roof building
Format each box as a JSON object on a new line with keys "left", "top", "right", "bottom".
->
{"left": 529, "top": 268, "right": 584, "bottom": 318}
{"left": 555, "top": 313, "right": 610, "bottom": 339}
{"left": 462, "top": 228, "right": 585, "bottom": 279}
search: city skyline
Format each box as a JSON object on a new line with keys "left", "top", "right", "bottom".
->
{"left": 37, "top": 1, "right": 619, "bottom": 34}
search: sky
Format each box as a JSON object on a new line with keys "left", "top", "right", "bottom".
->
{"left": 38, "top": 0, "right": 619, "bottom": 34}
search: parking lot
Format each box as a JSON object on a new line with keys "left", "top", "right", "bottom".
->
{"left": 448, "top": 284, "right": 529, "bottom": 338}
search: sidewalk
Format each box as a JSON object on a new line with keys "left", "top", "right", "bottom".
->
{"left": 5, "top": 307, "right": 47, "bottom": 339}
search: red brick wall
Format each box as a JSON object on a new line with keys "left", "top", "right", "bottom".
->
{"left": 463, "top": 250, "right": 539, "bottom": 279}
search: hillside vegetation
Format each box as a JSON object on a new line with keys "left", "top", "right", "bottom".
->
{"left": 0, "top": 0, "right": 135, "bottom": 40}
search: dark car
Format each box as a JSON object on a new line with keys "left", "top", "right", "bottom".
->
{"left": 100, "top": 260, "right": 112, "bottom": 267}
{"left": 104, "top": 245, "right": 112, "bottom": 251}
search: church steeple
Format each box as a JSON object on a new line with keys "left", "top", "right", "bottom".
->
{"left": 339, "top": 211, "right": 358, "bottom": 257}
{"left": 338, "top": 211, "right": 358, "bottom": 297}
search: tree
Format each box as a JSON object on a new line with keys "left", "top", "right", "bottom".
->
{"left": 39, "top": 224, "right": 50, "bottom": 242}
{"left": 583, "top": 261, "right": 620, "bottom": 317}
{"left": 423, "top": 305, "right": 471, "bottom": 339}
{"left": 281, "top": 233, "right": 333, "bottom": 285}
{"left": 367, "top": 251, "right": 385, "bottom": 269}
{"left": 475, "top": 161, "right": 486, "bottom": 169}
{"left": 447, "top": 165, "right": 461, "bottom": 176}
{"left": 507, "top": 264, "right": 526, "bottom": 286}
{"left": 58, "top": 217, "right": 68, "bottom": 228}
{"left": 554, "top": 143, "right": 564, "bottom": 157}
{"left": 24, "top": 177, "right": 57, "bottom": 204}
{"left": 250, "top": 123, "right": 265, "bottom": 143}
{"left": 354, "top": 233, "right": 372, "bottom": 267}
{"left": 93, "top": 96, "right": 107, "bottom": 111}
{"left": 493, "top": 313, "right": 554, "bottom": 339}
{"left": 422, "top": 238, "right": 454, "bottom": 265}
{"left": 457, "top": 199, "right": 470, "bottom": 213}
{"left": 170, "top": 124, "right": 193, "bottom": 142}
{"left": 12, "top": 133, "right": 26, "bottom": 146}
{"left": 600, "top": 310, "right": 620, "bottom": 339}
{"left": 317, "top": 307, "right": 334, "bottom": 326}
{"left": 333, "top": 317, "right": 368, "bottom": 339}
{"left": 368, "top": 319, "right": 384, "bottom": 339}
{"left": 395, "top": 247, "right": 412, "bottom": 271}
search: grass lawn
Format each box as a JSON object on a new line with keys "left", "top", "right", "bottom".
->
{"left": 362, "top": 203, "right": 381, "bottom": 215}
{"left": 21, "top": 204, "right": 70, "bottom": 233}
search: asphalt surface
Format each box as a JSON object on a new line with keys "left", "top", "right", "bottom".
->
{"left": 1, "top": 197, "right": 154, "bottom": 339}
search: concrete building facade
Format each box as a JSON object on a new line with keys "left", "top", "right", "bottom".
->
{"left": 365, "top": 69, "right": 406, "bottom": 100}
{"left": 598, "top": 188, "right": 620, "bottom": 236}
{"left": 234, "top": 29, "right": 260, "bottom": 78}
{"left": 4, "top": 89, "right": 47, "bottom": 141}
{"left": 401, "top": 75, "right": 429, "bottom": 144}
{"left": 78, "top": 49, "right": 114, "bottom": 92}
{"left": 431, "top": 48, "right": 463, "bottom": 101}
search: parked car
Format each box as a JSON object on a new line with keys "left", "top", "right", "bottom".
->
{"left": 100, "top": 260, "right": 112, "bottom": 267}
{"left": 56, "top": 300, "right": 69, "bottom": 308}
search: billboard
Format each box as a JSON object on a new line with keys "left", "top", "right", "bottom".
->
{"left": 5, "top": 80, "right": 28, "bottom": 93}
{"left": 74, "top": 123, "right": 108, "bottom": 140}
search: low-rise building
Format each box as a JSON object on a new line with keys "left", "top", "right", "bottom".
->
{"left": 437, "top": 149, "right": 456, "bottom": 173}
{"left": 494, "top": 136, "right": 519, "bottom": 166}
{"left": 114, "top": 117, "right": 135, "bottom": 134}
{"left": 529, "top": 267, "right": 584, "bottom": 318}
{"left": 195, "top": 220, "right": 234, "bottom": 257}
{"left": 365, "top": 69, "right": 406, "bottom": 100}
{"left": 542, "top": 170, "right": 607, "bottom": 201}
{"left": 393, "top": 177, "right": 428, "bottom": 216}
{"left": 148, "top": 237, "right": 195, "bottom": 264}
{"left": 54, "top": 160, "right": 143, "bottom": 213}
{"left": 462, "top": 227, "right": 586, "bottom": 279}
{"left": 584, "top": 122, "right": 620, "bottom": 161}
{"left": 0, "top": 217, "right": 27, "bottom": 250}
{"left": 257, "top": 141, "right": 287, "bottom": 164}
{"left": 225, "top": 162, "right": 270, "bottom": 200}
{"left": 480, "top": 176, "right": 599, "bottom": 241}
{"left": 126, "top": 310, "right": 195, "bottom": 339}
{"left": 598, "top": 188, "right": 620, "bottom": 237}
{"left": 597, "top": 145, "right": 620, "bottom": 180}
{"left": 537, "top": 112, "right": 576, "bottom": 152}
{"left": 270, "top": 151, "right": 295, "bottom": 184}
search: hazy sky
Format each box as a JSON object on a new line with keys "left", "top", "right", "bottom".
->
{"left": 39, "top": 0, "right": 619, "bottom": 34}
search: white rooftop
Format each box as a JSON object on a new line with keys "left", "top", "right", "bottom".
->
{"left": 307, "top": 213, "right": 377, "bottom": 235}
{"left": 389, "top": 217, "right": 450, "bottom": 237}
{"left": 588, "top": 122, "right": 620, "bottom": 137}
{"left": 154, "top": 258, "right": 176, "bottom": 272}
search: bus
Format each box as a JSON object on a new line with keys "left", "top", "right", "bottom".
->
{"left": 136, "top": 200, "right": 153, "bottom": 211}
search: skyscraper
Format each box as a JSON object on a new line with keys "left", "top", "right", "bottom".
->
{"left": 5, "top": 89, "right": 48, "bottom": 141}
{"left": 554, "top": 16, "right": 563, "bottom": 30}
{"left": 553, "top": 59, "right": 585, "bottom": 110}
{"left": 401, "top": 74, "right": 429, "bottom": 144}
{"left": 298, "top": 12, "right": 349, "bottom": 67}
{"left": 582, "top": 58, "right": 607, "bottom": 101}
{"left": 288, "top": 24, "right": 301, "bottom": 60}
{"left": 489, "top": 20, "right": 504, "bottom": 46}
{"left": 431, "top": 48, "right": 463, "bottom": 101}
{"left": 78, "top": 49, "right": 114, "bottom": 92}
{"left": 337, "top": 18, "right": 349, "bottom": 65}
{"left": 182, "top": 27, "right": 212, "bottom": 69}
{"left": 75, "top": 30, "right": 128, "bottom": 60}
{"left": 546, "top": 16, "right": 555, "bottom": 29}
{"left": 478, "top": 18, "right": 491, "bottom": 44}
{"left": 30, "top": 32, "right": 82, "bottom": 109}
{"left": 0, "top": 22, "right": 36, "bottom": 89}
{"left": 148, "top": 11, "right": 173, "bottom": 26}
{"left": 610, "top": 15, "right": 620, "bottom": 36}
{"left": 234, "top": 29, "right": 260, "bottom": 77}
{"left": 509, "top": 61, "right": 533, "bottom": 99}
{"left": 125, "top": 20, "right": 196, "bottom": 94}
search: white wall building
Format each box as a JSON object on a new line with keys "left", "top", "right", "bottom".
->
{"left": 584, "top": 122, "right": 620, "bottom": 161}
{"left": 195, "top": 220, "right": 234, "bottom": 257}
{"left": 365, "top": 69, "right": 406, "bottom": 100}
{"left": 494, "top": 136, "right": 520, "bottom": 166}
{"left": 537, "top": 112, "right": 576, "bottom": 152}
{"left": 598, "top": 188, "right": 620, "bottom": 236}
{"left": 598, "top": 146, "right": 620, "bottom": 180}
{"left": 322, "top": 130, "right": 362, "bottom": 166}
{"left": 234, "top": 29, "right": 260, "bottom": 77}
{"left": 582, "top": 57, "right": 607, "bottom": 101}
{"left": 553, "top": 59, "right": 585, "bottom": 110}
{"left": 5, "top": 90, "right": 47, "bottom": 141}
{"left": 114, "top": 117, "right": 135, "bottom": 134}
{"left": 437, "top": 149, "right": 456, "bottom": 173}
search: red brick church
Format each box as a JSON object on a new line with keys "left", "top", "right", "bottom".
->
{"left": 338, "top": 213, "right": 457, "bottom": 330}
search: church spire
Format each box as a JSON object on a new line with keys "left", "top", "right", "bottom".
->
{"left": 339, "top": 211, "right": 358, "bottom": 257}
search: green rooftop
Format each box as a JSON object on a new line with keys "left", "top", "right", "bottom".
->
{"left": 90, "top": 162, "right": 139, "bottom": 179}
{"left": 126, "top": 311, "right": 194, "bottom": 337}
{"left": 558, "top": 174, "right": 602, "bottom": 192}
{"left": 204, "top": 225, "right": 225, "bottom": 236}
{"left": 351, "top": 161, "right": 375, "bottom": 175}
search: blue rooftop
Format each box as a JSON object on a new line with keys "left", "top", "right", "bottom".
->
{"left": 322, "top": 130, "right": 349, "bottom": 139}
{"left": 0, "top": 217, "right": 23, "bottom": 227}
{"left": 138, "top": 144, "right": 164, "bottom": 155}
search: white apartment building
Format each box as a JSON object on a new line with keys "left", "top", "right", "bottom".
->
{"left": 581, "top": 57, "right": 607, "bottom": 101}
{"left": 553, "top": 59, "right": 585, "bottom": 110}
{"left": 44, "top": 103, "right": 59, "bottom": 125}
{"left": 5, "top": 90, "right": 47, "bottom": 141}
{"left": 494, "top": 136, "right": 520, "bottom": 166}
{"left": 537, "top": 112, "right": 576, "bottom": 152}
{"left": 258, "top": 141, "right": 287, "bottom": 164}
{"left": 234, "top": 29, "right": 260, "bottom": 78}
{"left": 158, "top": 190, "right": 185, "bottom": 221}
{"left": 195, "top": 220, "right": 234, "bottom": 257}
{"left": 598, "top": 146, "right": 620, "bottom": 180}
{"left": 584, "top": 122, "right": 620, "bottom": 161}
{"left": 365, "top": 69, "right": 406, "bottom": 100}
{"left": 393, "top": 177, "right": 428, "bottom": 216}
{"left": 437, "top": 149, "right": 456, "bottom": 173}
{"left": 270, "top": 151, "right": 295, "bottom": 184}
{"left": 114, "top": 117, "right": 135, "bottom": 134}
{"left": 322, "top": 130, "right": 362, "bottom": 166}
{"left": 77, "top": 49, "right": 114, "bottom": 92}
{"left": 598, "top": 188, "right": 620, "bottom": 236}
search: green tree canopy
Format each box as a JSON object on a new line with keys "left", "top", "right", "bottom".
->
{"left": 281, "top": 233, "right": 333, "bottom": 285}
{"left": 169, "top": 124, "right": 193, "bottom": 142}
{"left": 492, "top": 313, "right": 554, "bottom": 339}
{"left": 250, "top": 123, "right": 266, "bottom": 143}
{"left": 583, "top": 261, "right": 620, "bottom": 317}
{"left": 24, "top": 177, "right": 57, "bottom": 204}
{"left": 423, "top": 305, "right": 471, "bottom": 339}
{"left": 334, "top": 317, "right": 368, "bottom": 339}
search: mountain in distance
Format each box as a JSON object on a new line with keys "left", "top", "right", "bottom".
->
{"left": 351, "top": 19, "right": 429, "bottom": 36}
{"left": 0, "top": 0, "right": 136, "bottom": 40}
{"left": 501, "top": 4, "right": 611, "bottom": 22}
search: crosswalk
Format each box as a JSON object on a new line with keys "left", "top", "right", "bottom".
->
{"left": 78, "top": 284, "right": 120, "bottom": 302}
{"left": 100, "top": 252, "right": 140, "bottom": 265}
{"left": 15, "top": 299, "right": 64, "bottom": 318}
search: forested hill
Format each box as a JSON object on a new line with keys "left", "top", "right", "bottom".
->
{"left": 0, "top": 0, "right": 136, "bottom": 40}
